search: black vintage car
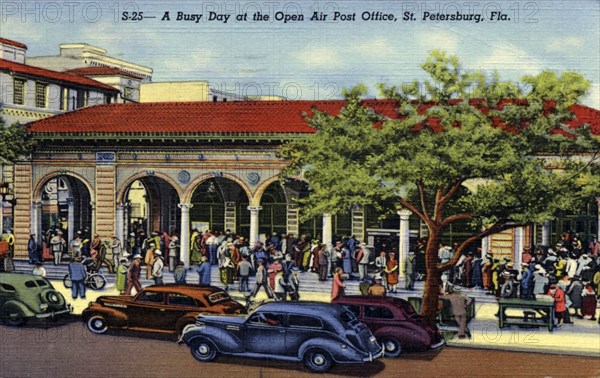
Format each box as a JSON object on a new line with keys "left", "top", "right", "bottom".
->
{"left": 180, "top": 301, "right": 383, "bottom": 373}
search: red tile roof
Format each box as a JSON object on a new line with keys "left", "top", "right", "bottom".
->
{"left": 26, "top": 99, "right": 600, "bottom": 136}
{"left": 0, "top": 38, "right": 27, "bottom": 49}
{"left": 64, "top": 66, "right": 144, "bottom": 80}
{"left": 27, "top": 100, "right": 399, "bottom": 134}
{"left": 0, "top": 59, "right": 119, "bottom": 92}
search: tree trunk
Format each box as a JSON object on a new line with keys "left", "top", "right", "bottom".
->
{"left": 421, "top": 233, "right": 441, "bottom": 326}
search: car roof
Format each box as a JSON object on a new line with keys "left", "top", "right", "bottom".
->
{"left": 333, "top": 295, "right": 409, "bottom": 306}
{"left": 140, "top": 284, "right": 226, "bottom": 297}
{"left": 256, "top": 301, "right": 345, "bottom": 316}
{"left": 0, "top": 272, "right": 49, "bottom": 284}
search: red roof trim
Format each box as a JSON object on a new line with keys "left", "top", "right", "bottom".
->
{"left": 0, "top": 59, "right": 119, "bottom": 92}
{"left": 0, "top": 38, "right": 27, "bottom": 50}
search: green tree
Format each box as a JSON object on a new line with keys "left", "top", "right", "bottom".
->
{"left": 0, "top": 118, "right": 34, "bottom": 163}
{"left": 281, "top": 51, "right": 598, "bottom": 323}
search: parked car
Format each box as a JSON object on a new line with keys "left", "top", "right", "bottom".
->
{"left": 179, "top": 301, "right": 383, "bottom": 373}
{"left": 332, "top": 296, "right": 445, "bottom": 357}
{"left": 0, "top": 273, "right": 72, "bottom": 326}
{"left": 82, "top": 284, "right": 245, "bottom": 335}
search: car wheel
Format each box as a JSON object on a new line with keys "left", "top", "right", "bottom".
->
{"left": 190, "top": 338, "right": 218, "bottom": 362}
{"left": 63, "top": 274, "right": 72, "bottom": 289}
{"left": 1, "top": 305, "right": 27, "bottom": 327}
{"left": 304, "top": 348, "right": 334, "bottom": 373}
{"left": 380, "top": 337, "right": 402, "bottom": 357}
{"left": 87, "top": 274, "right": 106, "bottom": 290}
{"left": 86, "top": 315, "right": 108, "bottom": 334}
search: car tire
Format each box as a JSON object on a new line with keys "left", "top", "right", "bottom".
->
{"left": 303, "top": 348, "right": 334, "bottom": 373}
{"left": 1, "top": 305, "right": 27, "bottom": 327}
{"left": 86, "top": 315, "right": 108, "bottom": 334}
{"left": 380, "top": 337, "right": 402, "bottom": 357}
{"left": 190, "top": 338, "right": 218, "bottom": 362}
{"left": 63, "top": 274, "right": 72, "bottom": 289}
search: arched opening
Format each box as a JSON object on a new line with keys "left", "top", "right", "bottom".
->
{"left": 258, "top": 182, "right": 288, "bottom": 237}
{"left": 37, "top": 175, "right": 92, "bottom": 242}
{"left": 190, "top": 177, "right": 250, "bottom": 235}
{"left": 124, "top": 177, "right": 181, "bottom": 236}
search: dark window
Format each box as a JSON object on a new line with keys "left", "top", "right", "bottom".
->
{"left": 13, "top": 78, "right": 26, "bottom": 105}
{"left": 36, "top": 280, "right": 48, "bottom": 287}
{"left": 25, "top": 281, "right": 37, "bottom": 288}
{"left": 212, "top": 95, "right": 217, "bottom": 102}
{"left": 364, "top": 305, "right": 394, "bottom": 319}
{"left": 342, "top": 304, "right": 361, "bottom": 318}
{"left": 168, "top": 293, "right": 198, "bottom": 307}
{"left": 248, "top": 312, "right": 284, "bottom": 327}
{"left": 0, "top": 283, "right": 16, "bottom": 291}
{"left": 35, "top": 82, "right": 48, "bottom": 108}
{"left": 288, "top": 315, "right": 323, "bottom": 329}
{"left": 136, "top": 291, "right": 163, "bottom": 303}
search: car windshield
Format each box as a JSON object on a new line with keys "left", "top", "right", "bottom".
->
{"left": 340, "top": 310, "right": 359, "bottom": 328}
{"left": 207, "top": 291, "right": 230, "bottom": 304}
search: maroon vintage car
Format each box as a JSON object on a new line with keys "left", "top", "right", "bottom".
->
{"left": 332, "top": 296, "right": 444, "bottom": 357}
{"left": 82, "top": 284, "right": 245, "bottom": 335}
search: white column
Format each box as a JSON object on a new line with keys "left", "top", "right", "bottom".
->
{"left": 514, "top": 226, "right": 525, "bottom": 265}
{"left": 67, "top": 197, "right": 74, "bottom": 243}
{"left": 178, "top": 203, "right": 192, "bottom": 266}
{"left": 30, "top": 202, "right": 37, "bottom": 237}
{"left": 398, "top": 209, "right": 411, "bottom": 278}
{"left": 322, "top": 213, "right": 332, "bottom": 246}
{"left": 116, "top": 203, "right": 125, "bottom": 242}
{"left": 482, "top": 235, "right": 490, "bottom": 255}
{"left": 248, "top": 206, "right": 262, "bottom": 246}
{"left": 542, "top": 220, "right": 550, "bottom": 246}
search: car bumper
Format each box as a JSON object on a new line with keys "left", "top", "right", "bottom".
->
{"left": 430, "top": 339, "right": 446, "bottom": 350}
{"left": 363, "top": 346, "right": 385, "bottom": 362}
{"left": 35, "top": 305, "right": 72, "bottom": 319}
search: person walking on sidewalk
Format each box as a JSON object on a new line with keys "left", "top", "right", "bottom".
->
{"left": 125, "top": 254, "right": 142, "bottom": 295}
{"left": 197, "top": 256, "right": 212, "bottom": 286}
{"left": 68, "top": 256, "right": 87, "bottom": 300}
{"left": 404, "top": 251, "right": 417, "bottom": 290}
{"left": 151, "top": 250, "right": 164, "bottom": 285}
{"left": 252, "top": 259, "right": 273, "bottom": 299}
{"left": 331, "top": 267, "right": 346, "bottom": 300}
{"left": 548, "top": 283, "right": 567, "bottom": 327}
{"left": 442, "top": 286, "right": 472, "bottom": 339}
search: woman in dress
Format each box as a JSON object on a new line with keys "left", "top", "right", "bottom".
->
{"left": 331, "top": 267, "right": 346, "bottom": 300}
{"left": 581, "top": 283, "right": 597, "bottom": 320}
{"left": 385, "top": 252, "right": 399, "bottom": 293}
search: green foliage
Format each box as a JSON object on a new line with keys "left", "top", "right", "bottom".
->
{"left": 281, "top": 51, "right": 596, "bottom": 248}
{"left": 0, "top": 118, "right": 34, "bottom": 163}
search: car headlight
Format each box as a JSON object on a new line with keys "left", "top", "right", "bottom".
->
{"left": 40, "top": 303, "right": 48, "bottom": 310}
{"left": 369, "top": 335, "right": 377, "bottom": 344}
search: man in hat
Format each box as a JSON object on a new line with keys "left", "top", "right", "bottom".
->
{"left": 111, "top": 234, "right": 123, "bottom": 269}
{"left": 28, "top": 234, "right": 38, "bottom": 264}
{"left": 318, "top": 243, "right": 329, "bottom": 281}
{"left": 152, "top": 250, "right": 164, "bottom": 285}
{"left": 50, "top": 230, "right": 66, "bottom": 265}
{"left": 126, "top": 254, "right": 143, "bottom": 295}
{"left": 68, "top": 256, "right": 87, "bottom": 299}
{"left": 237, "top": 255, "right": 252, "bottom": 292}
{"left": 519, "top": 262, "right": 533, "bottom": 299}
{"left": 404, "top": 251, "right": 417, "bottom": 290}
{"left": 356, "top": 243, "right": 371, "bottom": 281}
{"left": 442, "top": 286, "right": 473, "bottom": 338}
{"left": 197, "top": 256, "right": 212, "bottom": 286}
{"left": 368, "top": 275, "right": 387, "bottom": 297}
{"left": 168, "top": 235, "right": 180, "bottom": 272}
{"left": 252, "top": 259, "right": 273, "bottom": 299}
{"left": 144, "top": 243, "right": 156, "bottom": 279}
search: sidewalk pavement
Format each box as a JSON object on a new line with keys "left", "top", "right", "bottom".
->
{"left": 51, "top": 280, "right": 600, "bottom": 358}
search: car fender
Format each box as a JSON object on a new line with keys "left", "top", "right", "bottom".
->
{"left": 175, "top": 314, "right": 201, "bottom": 334}
{"left": 373, "top": 325, "right": 426, "bottom": 351}
{"left": 297, "top": 337, "right": 363, "bottom": 363}
{"left": 183, "top": 325, "right": 245, "bottom": 354}
{"left": 82, "top": 306, "right": 127, "bottom": 328}
{"left": 1, "top": 300, "right": 36, "bottom": 318}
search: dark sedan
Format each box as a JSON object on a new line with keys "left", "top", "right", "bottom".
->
{"left": 82, "top": 284, "right": 245, "bottom": 335}
{"left": 180, "top": 301, "right": 383, "bottom": 373}
{"left": 332, "top": 296, "right": 444, "bottom": 357}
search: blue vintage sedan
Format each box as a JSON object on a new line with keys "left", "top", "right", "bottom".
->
{"left": 179, "top": 301, "right": 383, "bottom": 373}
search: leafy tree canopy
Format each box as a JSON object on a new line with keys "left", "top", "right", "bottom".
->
{"left": 0, "top": 118, "right": 34, "bottom": 163}
{"left": 280, "top": 51, "right": 599, "bottom": 323}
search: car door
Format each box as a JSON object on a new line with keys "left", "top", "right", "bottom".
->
{"left": 127, "top": 290, "right": 166, "bottom": 330}
{"left": 244, "top": 311, "right": 286, "bottom": 354}
{"left": 163, "top": 292, "right": 204, "bottom": 330}
{"left": 285, "top": 314, "right": 325, "bottom": 355}
{"left": 363, "top": 304, "right": 400, "bottom": 332}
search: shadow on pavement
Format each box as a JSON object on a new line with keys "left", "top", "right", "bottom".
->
{"left": 213, "top": 355, "right": 386, "bottom": 376}
{"left": 1, "top": 313, "right": 81, "bottom": 330}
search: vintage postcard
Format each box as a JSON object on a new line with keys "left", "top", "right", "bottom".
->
{"left": 0, "top": 1, "right": 599, "bottom": 377}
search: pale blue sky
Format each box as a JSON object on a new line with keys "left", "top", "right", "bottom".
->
{"left": 1, "top": 0, "right": 599, "bottom": 107}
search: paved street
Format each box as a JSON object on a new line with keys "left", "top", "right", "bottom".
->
{"left": 1, "top": 318, "right": 599, "bottom": 377}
